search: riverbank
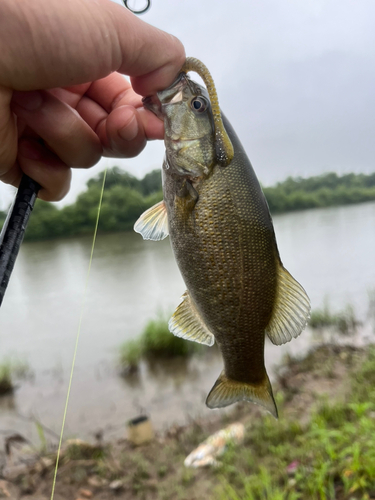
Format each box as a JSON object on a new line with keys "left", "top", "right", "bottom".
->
{"left": 1, "top": 342, "right": 373, "bottom": 500}
{"left": 1, "top": 202, "right": 375, "bottom": 469}
{"left": 1, "top": 169, "right": 375, "bottom": 242}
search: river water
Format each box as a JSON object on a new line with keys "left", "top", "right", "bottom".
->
{"left": 0, "top": 202, "right": 374, "bottom": 444}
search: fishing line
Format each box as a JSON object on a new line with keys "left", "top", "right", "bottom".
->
{"left": 50, "top": 4, "right": 148, "bottom": 497}
{"left": 50, "top": 167, "right": 108, "bottom": 500}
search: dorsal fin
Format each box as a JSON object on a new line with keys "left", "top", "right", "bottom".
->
{"left": 265, "top": 262, "right": 311, "bottom": 345}
{"left": 168, "top": 291, "right": 215, "bottom": 346}
{"left": 134, "top": 200, "right": 169, "bottom": 241}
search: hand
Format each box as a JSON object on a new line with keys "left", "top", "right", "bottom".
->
{"left": 0, "top": 0, "right": 185, "bottom": 201}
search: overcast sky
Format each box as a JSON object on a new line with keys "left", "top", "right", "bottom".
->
{"left": 1, "top": 0, "right": 374, "bottom": 210}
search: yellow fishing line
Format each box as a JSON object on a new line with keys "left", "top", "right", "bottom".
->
{"left": 50, "top": 167, "right": 108, "bottom": 500}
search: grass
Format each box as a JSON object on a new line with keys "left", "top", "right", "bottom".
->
{"left": 0, "top": 358, "right": 32, "bottom": 395}
{"left": 215, "top": 346, "right": 375, "bottom": 500}
{"left": 309, "top": 302, "right": 360, "bottom": 336}
{"left": 141, "top": 315, "right": 201, "bottom": 357}
{"left": 119, "top": 314, "right": 203, "bottom": 373}
{"left": 0, "top": 362, "right": 13, "bottom": 394}
{"left": 18, "top": 343, "right": 375, "bottom": 500}
{"left": 119, "top": 339, "right": 144, "bottom": 373}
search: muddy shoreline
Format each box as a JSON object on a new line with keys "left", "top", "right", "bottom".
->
{"left": 0, "top": 342, "right": 366, "bottom": 500}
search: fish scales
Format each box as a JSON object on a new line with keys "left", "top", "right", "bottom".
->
{"left": 135, "top": 59, "right": 310, "bottom": 417}
{"left": 164, "top": 115, "right": 278, "bottom": 386}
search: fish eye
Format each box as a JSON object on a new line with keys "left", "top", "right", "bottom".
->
{"left": 190, "top": 97, "right": 208, "bottom": 113}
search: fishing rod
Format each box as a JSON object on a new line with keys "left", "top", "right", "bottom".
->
{"left": 124, "top": 0, "right": 151, "bottom": 14}
{"left": 0, "top": 176, "right": 40, "bottom": 307}
{"left": 0, "top": 0, "right": 151, "bottom": 309}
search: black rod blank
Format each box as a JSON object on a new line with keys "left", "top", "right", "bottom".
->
{"left": 0, "top": 175, "right": 40, "bottom": 307}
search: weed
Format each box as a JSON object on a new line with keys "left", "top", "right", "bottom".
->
{"left": 158, "top": 465, "right": 168, "bottom": 478}
{"left": 310, "top": 302, "right": 360, "bottom": 337}
{"left": 35, "top": 421, "right": 47, "bottom": 454}
{"left": 0, "top": 362, "right": 13, "bottom": 394}
{"left": 119, "top": 339, "right": 143, "bottom": 372}
{"left": 142, "top": 314, "right": 201, "bottom": 358}
{"left": 65, "top": 440, "right": 106, "bottom": 461}
{"left": 216, "top": 345, "right": 375, "bottom": 500}
{"left": 181, "top": 468, "right": 195, "bottom": 486}
{"left": 309, "top": 301, "right": 338, "bottom": 330}
{"left": 0, "top": 358, "right": 33, "bottom": 395}
{"left": 119, "top": 313, "right": 203, "bottom": 372}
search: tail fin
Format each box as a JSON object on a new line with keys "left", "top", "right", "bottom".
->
{"left": 206, "top": 371, "right": 278, "bottom": 418}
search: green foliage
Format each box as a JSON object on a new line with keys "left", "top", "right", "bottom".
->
{"left": 142, "top": 315, "right": 201, "bottom": 358}
{"left": 19, "top": 168, "right": 375, "bottom": 242}
{"left": 216, "top": 346, "right": 375, "bottom": 500}
{"left": 39, "top": 344, "right": 375, "bottom": 500}
{"left": 119, "top": 314, "right": 201, "bottom": 371}
{"left": 140, "top": 169, "right": 163, "bottom": 196}
{"left": 263, "top": 171, "right": 375, "bottom": 214}
{"left": 0, "top": 358, "right": 32, "bottom": 394}
{"left": 24, "top": 200, "right": 69, "bottom": 240}
{"left": 65, "top": 441, "right": 106, "bottom": 461}
{"left": 24, "top": 167, "right": 163, "bottom": 241}
{"left": 310, "top": 302, "right": 360, "bottom": 336}
{"left": 119, "top": 339, "right": 143, "bottom": 371}
{"left": 35, "top": 420, "right": 47, "bottom": 454}
{"left": 0, "top": 362, "right": 13, "bottom": 394}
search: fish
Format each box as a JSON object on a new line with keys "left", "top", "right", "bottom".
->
{"left": 135, "top": 58, "right": 310, "bottom": 417}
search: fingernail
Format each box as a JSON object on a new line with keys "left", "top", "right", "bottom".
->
{"left": 118, "top": 111, "right": 139, "bottom": 141}
{"left": 12, "top": 91, "right": 43, "bottom": 111}
{"left": 18, "top": 140, "right": 42, "bottom": 161}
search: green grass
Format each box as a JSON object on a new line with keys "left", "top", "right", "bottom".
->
{"left": 216, "top": 346, "right": 375, "bottom": 500}
{"left": 119, "top": 314, "right": 202, "bottom": 372}
{"left": 33, "top": 343, "right": 375, "bottom": 500}
{"left": 64, "top": 440, "right": 106, "bottom": 461}
{"left": 309, "top": 302, "right": 360, "bottom": 336}
{"left": 119, "top": 339, "right": 144, "bottom": 372}
{"left": 0, "top": 358, "right": 32, "bottom": 394}
{"left": 141, "top": 315, "right": 201, "bottom": 357}
{"left": 0, "top": 362, "right": 13, "bottom": 394}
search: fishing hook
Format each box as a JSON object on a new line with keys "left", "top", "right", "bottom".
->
{"left": 123, "top": 0, "right": 151, "bottom": 15}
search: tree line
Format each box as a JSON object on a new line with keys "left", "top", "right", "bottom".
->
{"left": 263, "top": 171, "right": 375, "bottom": 213}
{"left": 0, "top": 169, "right": 374, "bottom": 241}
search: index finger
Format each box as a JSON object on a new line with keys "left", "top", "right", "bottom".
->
{"left": 85, "top": 73, "right": 141, "bottom": 113}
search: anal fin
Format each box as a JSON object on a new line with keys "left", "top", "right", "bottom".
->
{"left": 134, "top": 200, "right": 169, "bottom": 241}
{"left": 206, "top": 370, "right": 278, "bottom": 418}
{"left": 168, "top": 291, "right": 215, "bottom": 346}
{"left": 266, "top": 263, "right": 311, "bottom": 346}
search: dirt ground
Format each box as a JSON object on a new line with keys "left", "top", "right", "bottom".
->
{"left": 0, "top": 344, "right": 362, "bottom": 500}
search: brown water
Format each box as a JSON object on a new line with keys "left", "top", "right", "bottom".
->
{"left": 0, "top": 202, "right": 374, "bottom": 445}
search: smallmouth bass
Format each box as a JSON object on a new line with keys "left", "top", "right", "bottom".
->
{"left": 135, "top": 58, "right": 310, "bottom": 417}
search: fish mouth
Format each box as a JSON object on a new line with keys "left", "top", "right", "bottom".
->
{"left": 142, "top": 72, "right": 188, "bottom": 119}
{"left": 142, "top": 94, "right": 163, "bottom": 120}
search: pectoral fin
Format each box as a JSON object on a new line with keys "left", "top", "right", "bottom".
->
{"left": 206, "top": 371, "right": 278, "bottom": 418}
{"left": 168, "top": 291, "right": 215, "bottom": 346}
{"left": 134, "top": 200, "right": 169, "bottom": 241}
{"left": 266, "top": 263, "right": 311, "bottom": 346}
